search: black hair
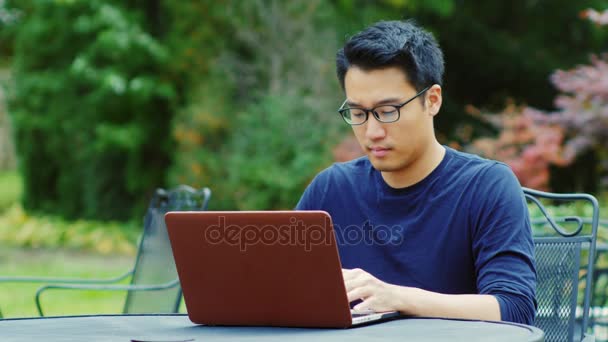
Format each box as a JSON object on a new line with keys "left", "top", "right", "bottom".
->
{"left": 336, "top": 20, "right": 444, "bottom": 92}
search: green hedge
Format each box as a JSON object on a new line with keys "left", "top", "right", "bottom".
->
{"left": 9, "top": 0, "right": 175, "bottom": 220}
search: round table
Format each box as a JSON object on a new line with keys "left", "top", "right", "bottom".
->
{"left": 0, "top": 314, "right": 544, "bottom": 342}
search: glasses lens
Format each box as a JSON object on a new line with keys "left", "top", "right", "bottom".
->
{"left": 341, "top": 108, "right": 367, "bottom": 125}
{"left": 374, "top": 106, "right": 400, "bottom": 123}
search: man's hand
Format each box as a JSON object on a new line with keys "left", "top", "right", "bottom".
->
{"left": 342, "top": 268, "right": 401, "bottom": 312}
{"left": 342, "top": 268, "right": 501, "bottom": 321}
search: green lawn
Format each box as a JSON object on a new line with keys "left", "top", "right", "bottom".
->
{"left": 0, "top": 245, "right": 133, "bottom": 318}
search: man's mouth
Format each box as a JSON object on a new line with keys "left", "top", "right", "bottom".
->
{"left": 369, "top": 146, "right": 390, "bottom": 158}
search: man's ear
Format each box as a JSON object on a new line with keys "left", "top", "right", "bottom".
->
{"left": 426, "top": 84, "right": 442, "bottom": 117}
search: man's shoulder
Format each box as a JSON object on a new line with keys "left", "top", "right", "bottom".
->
{"left": 446, "top": 146, "right": 513, "bottom": 178}
{"left": 319, "top": 156, "right": 372, "bottom": 179}
{"left": 443, "top": 147, "right": 523, "bottom": 209}
{"left": 333, "top": 155, "right": 372, "bottom": 171}
{"left": 441, "top": 147, "right": 520, "bottom": 199}
{"left": 297, "top": 156, "right": 372, "bottom": 210}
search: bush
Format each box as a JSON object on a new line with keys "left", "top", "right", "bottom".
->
{"left": 534, "top": 52, "right": 608, "bottom": 189}
{"left": 0, "top": 170, "right": 20, "bottom": 211}
{"left": 222, "top": 94, "right": 335, "bottom": 209}
{"left": 166, "top": 0, "right": 345, "bottom": 209}
{"left": 0, "top": 203, "right": 138, "bottom": 255}
{"left": 9, "top": 0, "right": 175, "bottom": 220}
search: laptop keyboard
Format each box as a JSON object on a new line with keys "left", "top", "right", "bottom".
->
{"left": 350, "top": 309, "right": 375, "bottom": 317}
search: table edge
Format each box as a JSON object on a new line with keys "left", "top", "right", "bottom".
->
{"left": 0, "top": 314, "right": 545, "bottom": 341}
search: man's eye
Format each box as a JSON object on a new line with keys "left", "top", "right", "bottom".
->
{"left": 377, "top": 106, "right": 398, "bottom": 115}
{"left": 350, "top": 109, "right": 366, "bottom": 117}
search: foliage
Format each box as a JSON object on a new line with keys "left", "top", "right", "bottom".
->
{"left": 0, "top": 0, "right": 21, "bottom": 59}
{"left": 166, "top": 0, "right": 608, "bottom": 208}
{"left": 416, "top": 0, "right": 608, "bottom": 141}
{"left": 0, "top": 203, "right": 138, "bottom": 255}
{"left": 166, "top": 0, "right": 344, "bottom": 209}
{"left": 463, "top": 7, "right": 608, "bottom": 192}
{"left": 167, "top": 79, "right": 228, "bottom": 188}
{"left": 0, "top": 0, "right": 19, "bottom": 23}
{"left": 8, "top": 0, "right": 175, "bottom": 220}
{"left": 536, "top": 8, "right": 608, "bottom": 189}
{"left": 215, "top": 1, "right": 344, "bottom": 209}
{"left": 533, "top": 52, "right": 608, "bottom": 188}
{"left": 583, "top": 8, "right": 608, "bottom": 25}
{"left": 378, "top": 0, "right": 454, "bottom": 17}
{"left": 0, "top": 66, "right": 16, "bottom": 171}
{"left": 0, "top": 170, "right": 20, "bottom": 211}
{"left": 222, "top": 94, "right": 336, "bottom": 209}
{"left": 162, "top": 1, "right": 238, "bottom": 208}
{"left": 4, "top": 0, "right": 608, "bottom": 216}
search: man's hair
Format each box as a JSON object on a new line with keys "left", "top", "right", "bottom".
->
{"left": 336, "top": 20, "right": 444, "bottom": 92}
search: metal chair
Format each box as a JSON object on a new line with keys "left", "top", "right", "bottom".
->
{"left": 525, "top": 187, "right": 600, "bottom": 342}
{"left": 0, "top": 185, "right": 210, "bottom": 317}
{"left": 578, "top": 220, "right": 608, "bottom": 336}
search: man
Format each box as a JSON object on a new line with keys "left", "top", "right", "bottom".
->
{"left": 296, "top": 20, "right": 536, "bottom": 325}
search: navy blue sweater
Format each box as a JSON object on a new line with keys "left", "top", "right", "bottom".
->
{"left": 296, "top": 147, "right": 536, "bottom": 325}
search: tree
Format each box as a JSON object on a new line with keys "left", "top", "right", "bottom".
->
{"left": 9, "top": 0, "right": 175, "bottom": 219}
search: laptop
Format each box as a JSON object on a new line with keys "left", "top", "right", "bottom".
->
{"left": 164, "top": 210, "right": 400, "bottom": 328}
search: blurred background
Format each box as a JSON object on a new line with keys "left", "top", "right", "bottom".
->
{"left": 0, "top": 0, "right": 607, "bottom": 318}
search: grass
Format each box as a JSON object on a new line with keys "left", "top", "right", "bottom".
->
{"left": 0, "top": 245, "right": 133, "bottom": 318}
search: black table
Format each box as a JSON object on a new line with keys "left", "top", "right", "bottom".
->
{"left": 0, "top": 314, "right": 544, "bottom": 342}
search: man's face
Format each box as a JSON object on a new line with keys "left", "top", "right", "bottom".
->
{"left": 343, "top": 66, "right": 441, "bottom": 178}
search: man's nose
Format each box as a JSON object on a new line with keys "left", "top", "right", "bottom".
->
{"left": 365, "top": 114, "right": 387, "bottom": 141}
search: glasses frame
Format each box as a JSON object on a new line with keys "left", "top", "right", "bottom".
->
{"left": 338, "top": 86, "right": 431, "bottom": 126}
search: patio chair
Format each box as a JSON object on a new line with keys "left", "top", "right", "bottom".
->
{"left": 0, "top": 185, "right": 210, "bottom": 317}
{"left": 578, "top": 220, "right": 608, "bottom": 333}
{"left": 525, "top": 187, "right": 600, "bottom": 342}
{"left": 532, "top": 218, "right": 608, "bottom": 331}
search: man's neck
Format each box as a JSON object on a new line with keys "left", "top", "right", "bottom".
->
{"left": 381, "top": 142, "right": 446, "bottom": 189}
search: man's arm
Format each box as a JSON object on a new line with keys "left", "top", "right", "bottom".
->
{"left": 470, "top": 164, "right": 536, "bottom": 324}
{"left": 344, "top": 268, "right": 501, "bottom": 320}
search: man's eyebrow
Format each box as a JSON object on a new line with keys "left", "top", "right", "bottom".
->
{"left": 346, "top": 97, "right": 403, "bottom": 108}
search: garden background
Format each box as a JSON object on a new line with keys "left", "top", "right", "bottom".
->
{"left": 0, "top": 0, "right": 607, "bottom": 317}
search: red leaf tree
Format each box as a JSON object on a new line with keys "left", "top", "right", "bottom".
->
{"left": 467, "top": 8, "right": 608, "bottom": 190}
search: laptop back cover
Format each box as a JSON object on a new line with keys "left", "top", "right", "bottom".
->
{"left": 165, "top": 211, "right": 352, "bottom": 328}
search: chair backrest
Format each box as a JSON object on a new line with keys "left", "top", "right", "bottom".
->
{"left": 526, "top": 187, "right": 600, "bottom": 342}
{"left": 123, "top": 185, "right": 211, "bottom": 314}
{"left": 580, "top": 221, "right": 608, "bottom": 330}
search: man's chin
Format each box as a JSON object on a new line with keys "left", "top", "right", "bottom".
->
{"left": 367, "top": 158, "right": 393, "bottom": 172}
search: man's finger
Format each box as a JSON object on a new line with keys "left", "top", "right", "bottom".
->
{"left": 353, "top": 299, "right": 372, "bottom": 312}
{"left": 342, "top": 268, "right": 365, "bottom": 281}
{"left": 344, "top": 274, "right": 370, "bottom": 292}
{"left": 347, "top": 286, "right": 371, "bottom": 303}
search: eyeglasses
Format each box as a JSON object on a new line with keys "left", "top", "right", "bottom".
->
{"left": 337, "top": 86, "right": 431, "bottom": 125}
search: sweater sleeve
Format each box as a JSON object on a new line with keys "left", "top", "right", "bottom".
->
{"left": 471, "top": 163, "right": 537, "bottom": 325}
